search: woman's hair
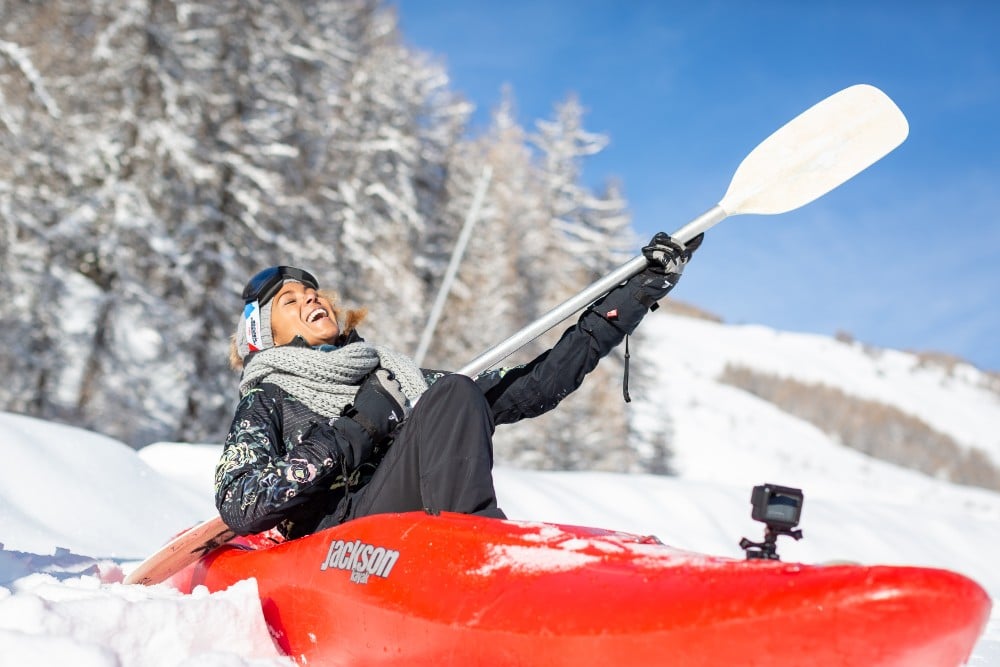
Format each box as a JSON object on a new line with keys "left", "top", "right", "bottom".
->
{"left": 229, "top": 289, "right": 368, "bottom": 370}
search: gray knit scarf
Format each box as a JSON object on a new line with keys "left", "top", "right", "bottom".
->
{"left": 239, "top": 342, "right": 428, "bottom": 419}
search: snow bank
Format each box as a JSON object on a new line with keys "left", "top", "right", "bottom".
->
{"left": 0, "top": 413, "right": 209, "bottom": 557}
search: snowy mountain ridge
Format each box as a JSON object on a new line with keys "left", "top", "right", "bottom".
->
{"left": 639, "top": 308, "right": 1000, "bottom": 484}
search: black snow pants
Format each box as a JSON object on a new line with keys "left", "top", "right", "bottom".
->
{"left": 321, "top": 374, "right": 506, "bottom": 528}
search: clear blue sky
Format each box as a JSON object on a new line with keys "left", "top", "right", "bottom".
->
{"left": 392, "top": 1, "right": 999, "bottom": 371}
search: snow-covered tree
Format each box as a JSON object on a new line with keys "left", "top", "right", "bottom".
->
{"left": 0, "top": 0, "right": 465, "bottom": 444}
{"left": 0, "top": 0, "right": 669, "bottom": 473}
{"left": 422, "top": 92, "right": 544, "bottom": 367}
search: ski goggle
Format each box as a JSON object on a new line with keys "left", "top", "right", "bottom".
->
{"left": 242, "top": 266, "right": 319, "bottom": 306}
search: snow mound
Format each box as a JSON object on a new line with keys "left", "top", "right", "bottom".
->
{"left": 0, "top": 412, "right": 209, "bottom": 557}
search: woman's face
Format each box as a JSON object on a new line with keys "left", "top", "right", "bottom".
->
{"left": 269, "top": 281, "right": 340, "bottom": 346}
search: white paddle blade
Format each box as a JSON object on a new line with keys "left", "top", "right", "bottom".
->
{"left": 719, "top": 84, "right": 909, "bottom": 216}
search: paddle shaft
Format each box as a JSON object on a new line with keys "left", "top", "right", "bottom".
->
{"left": 455, "top": 205, "right": 727, "bottom": 377}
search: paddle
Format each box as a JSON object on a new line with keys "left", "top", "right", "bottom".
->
{"left": 457, "top": 83, "right": 908, "bottom": 377}
{"left": 124, "top": 83, "right": 908, "bottom": 587}
{"left": 124, "top": 515, "right": 235, "bottom": 585}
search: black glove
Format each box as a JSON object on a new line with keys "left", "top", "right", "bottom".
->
{"left": 342, "top": 368, "right": 410, "bottom": 449}
{"left": 586, "top": 233, "right": 703, "bottom": 336}
{"left": 643, "top": 231, "right": 702, "bottom": 274}
{"left": 634, "top": 231, "right": 702, "bottom": 300}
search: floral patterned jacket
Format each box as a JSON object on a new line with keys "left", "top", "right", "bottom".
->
{"left": 215, "top": 270, "right": 665, "bottom": 538}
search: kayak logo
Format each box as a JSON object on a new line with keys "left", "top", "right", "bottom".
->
{"left": 321, "top": 538, "right": 400, "bottom": 584}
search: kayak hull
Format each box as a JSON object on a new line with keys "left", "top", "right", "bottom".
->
{"left": 173, "top": 511, "right": 991, "bottom": 666}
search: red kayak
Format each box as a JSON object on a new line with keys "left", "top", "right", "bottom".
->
{"left": 170, "top": 511, "right": 990, "bottom": 666}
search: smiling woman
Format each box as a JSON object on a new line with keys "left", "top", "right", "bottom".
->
{"left": 215, "top": 237, "right": 701, "bottom": 541}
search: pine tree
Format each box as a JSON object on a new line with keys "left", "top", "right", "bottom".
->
{"left": 422, "top": 91, "right": 543, "bottom": 370}
{"left": 504, "top": 96, "right": 640, "bottom": 471}
{"left": 319, "top": 3, "right": 469, "bottom": 353}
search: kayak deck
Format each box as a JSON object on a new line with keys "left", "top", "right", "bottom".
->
{"left": 172, "top": 511, "right": 991, "bottom": 666}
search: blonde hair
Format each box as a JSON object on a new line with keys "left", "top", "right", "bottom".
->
{"left": 229, "top": 289, "right": 368, "bottom": 370}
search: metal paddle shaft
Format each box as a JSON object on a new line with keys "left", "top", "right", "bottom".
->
{"left": 457, "top": 84, "right": 908, "bottom": 377}
{"left": 456, "top": 205, "right": 726, "bottom": 377}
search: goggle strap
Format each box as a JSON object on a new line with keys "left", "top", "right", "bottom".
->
{"left": 244, "top": 301, "right": 264, "bottom": 352}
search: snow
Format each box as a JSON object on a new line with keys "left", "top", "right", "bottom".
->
{"left": 1, "top": 313, "right": 999, "bottom": 665}
{"left": 470, "top": 543, "right": 601, "bottom": 576}
{"left": 648, "top": 314, "right": 1000, "bottom": 462}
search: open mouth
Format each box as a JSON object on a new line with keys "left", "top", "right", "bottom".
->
{"left": 307, "top": 308, "right": 329, "bottom": 323}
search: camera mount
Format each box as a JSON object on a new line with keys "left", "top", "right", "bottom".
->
{"left": 739, "top": 483, "right": 804, "bottom": 561}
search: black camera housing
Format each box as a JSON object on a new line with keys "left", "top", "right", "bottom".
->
{"left": 750, "top": 483, "right": 804, "bottom": 531}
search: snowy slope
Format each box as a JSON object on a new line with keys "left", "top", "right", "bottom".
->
{"left": 640, "top": 311, "right": 999, "bottom": 464}
{"left": 0, "top": 413, "right": 209, "bottom": 557}
{"left": 1, "top": 311, "right": 999, "bottom": 665}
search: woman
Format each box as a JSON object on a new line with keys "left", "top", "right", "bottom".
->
{"left": 215, "top": 232, "right": 702, "bottom": 539}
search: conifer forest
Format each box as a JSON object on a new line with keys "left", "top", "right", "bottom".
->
{"left": 0, "top": 1, "right": 675, "bottom": 472}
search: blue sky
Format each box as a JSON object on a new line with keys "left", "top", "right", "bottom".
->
{"left": 392, "top": 1, "right": 999, "bottom": 371}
